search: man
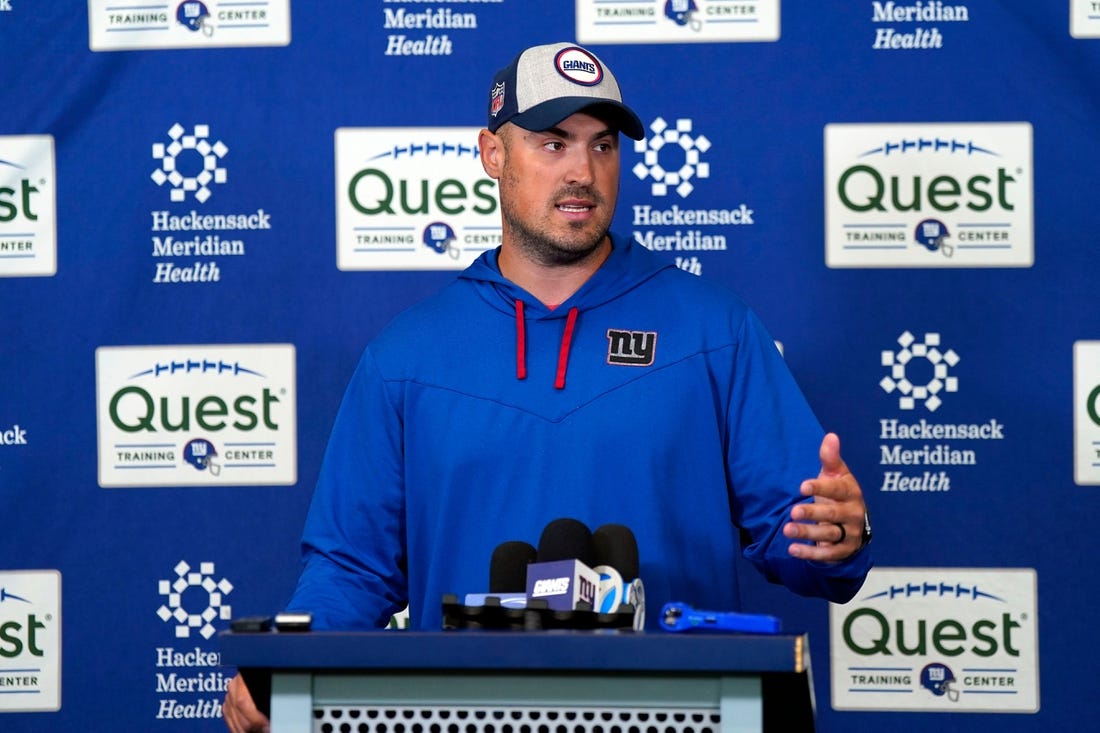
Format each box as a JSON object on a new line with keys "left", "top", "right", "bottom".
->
{"left": 224, "top": 41, "right": 871, "bottom": 733}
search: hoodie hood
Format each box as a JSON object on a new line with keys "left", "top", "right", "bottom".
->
{"left": 458, "top": 233, "right": 674, "bottom": 317}
{"left": 457, "top": 233, "right": 675, "bottom": 389}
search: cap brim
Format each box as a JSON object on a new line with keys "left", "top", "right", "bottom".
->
{"left": 509, "top": 98, "right": 645, "bottom": 141}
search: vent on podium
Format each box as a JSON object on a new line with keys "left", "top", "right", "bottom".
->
{"left": 311, "top": 705, "right": 722, "bottom": 733}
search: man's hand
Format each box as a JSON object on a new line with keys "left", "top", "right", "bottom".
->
{"left": 223, "top": 674, "right": 269, "bottom": 733}
{"left": 783, "top": 432, "right": 868, "bottom": 562}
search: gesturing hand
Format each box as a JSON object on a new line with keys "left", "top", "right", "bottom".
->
{"left": 783, "top": 433, "right": 868, "bottom": 562}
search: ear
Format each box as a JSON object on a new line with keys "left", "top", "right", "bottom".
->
{"left": 479, "top": 128, "right": 504, "bottom": 179}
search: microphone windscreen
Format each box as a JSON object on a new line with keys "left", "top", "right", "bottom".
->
{"left": 489, "top": 541, "right": 537, "bottom": 593}
{"left": 537, "top": 518, "right": 595, "bottom": 566}
{"left": 592, "top": 523, "right": 639, "bottom": 580}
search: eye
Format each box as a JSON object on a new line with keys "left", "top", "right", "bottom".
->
{"left": 593, "top": 136, "right": 618, "bottom": 153}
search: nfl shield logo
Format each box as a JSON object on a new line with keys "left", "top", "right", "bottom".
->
{"left": 490, "top": 82, "right": 505, "bottom": 117}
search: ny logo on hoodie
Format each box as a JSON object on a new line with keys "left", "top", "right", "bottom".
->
{"left": 606, "top": 329, "right": 657, "bottom": 366}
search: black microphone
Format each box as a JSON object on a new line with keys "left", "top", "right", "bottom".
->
{"left": 525, "top": 518, "right": 599, "bottom": 611}
{"left": 446, "top": 540, "right": 535, "bottom": 629}
{"left": 489, "top": 540, "right": 537, "bottom": 594}
{"left": 536, "top": 517, "right": 596, "bottom": 565}
{"left": 592, "top": 523, "right": 645, "bottom": 629}
{"left": 592, "top": 523, "right": 639, "bottom": 579}
{"left": 460, "top": 540, "right": 535, "bottom": 607}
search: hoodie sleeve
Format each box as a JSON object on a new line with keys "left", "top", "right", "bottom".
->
{"left": 284, "top": 347, "right": 408, "bottom": 629}
{"left": 725, "top": 310, "right": 871, "bottom": 604}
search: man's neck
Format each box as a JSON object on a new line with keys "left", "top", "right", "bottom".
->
{"left": 497, "top": 236, "right": 612, "bottom": 306}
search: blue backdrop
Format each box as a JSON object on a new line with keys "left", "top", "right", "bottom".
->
{"left": 2, "top": 1, "right": 1099, "bottom": 731}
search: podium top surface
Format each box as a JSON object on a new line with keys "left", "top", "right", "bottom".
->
{"left": 219, "top": 630, "right": 808, "bottom": 675}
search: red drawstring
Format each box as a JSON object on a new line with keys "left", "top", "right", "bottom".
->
{"left": 554, "top": 307, "right": 579, "bottom": 390}
{"left": 514, "top": 299, "right": 527, "bottom": 380}
{"left": 515, "top": 300, "right": 578, "bottom": 389}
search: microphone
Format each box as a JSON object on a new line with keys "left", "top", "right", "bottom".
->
{"left": 525, "top": 518, "right": 599, "bottom": 612}
{"left": 463, "top": 540, "right": 535, "bottom": 608}
{"left": 443, "top": 523, "right": 640, "bottom": 631}
{"left": 536, "top": 517, "right": 596, "bottom": 565}
{"left": 592, "top": 523, "right": 645, "bottom": 630}
{"left": 490, "top": 540, "right": 538, "bottom": 593}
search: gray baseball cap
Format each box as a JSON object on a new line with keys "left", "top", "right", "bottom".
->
{"left": 486, "top": 42, "right": 645, "bottom": 140}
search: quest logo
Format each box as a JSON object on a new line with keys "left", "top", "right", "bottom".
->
{"left": 0, "top": 570, "right": 61, "bottom": 712}
{"left": 335, "top": 127, "right": 499, "bottom": 271}
{"left": 1073, "top": 341, "right": 1100, "bottom": 485}
{"left": 88, "top": 0, "right": 291, "bottom": 51}
{"left": 95, "top": 344, "right": 297, "bottom": 488}
{"left": 1071, "top": 0, "right": 1100, "bottom": 38}
{"left": 575, "top": 0, "right": 780, "bottom": 45}
{"left": 825, "top": 122, "right": 1033, "bottom": 269}
{"left": 830, "top": 567, "right": 1038, "bottom": 713}
{"left": 0, "top": 135, "right": 56, "bottom": 278}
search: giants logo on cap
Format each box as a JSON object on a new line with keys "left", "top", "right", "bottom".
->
{"left": 554, "top": 47, "right": 603, "bottom": 86}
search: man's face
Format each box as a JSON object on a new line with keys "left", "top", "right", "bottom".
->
{"left": 492, "top": 112, "right": 621, "bottom": 267}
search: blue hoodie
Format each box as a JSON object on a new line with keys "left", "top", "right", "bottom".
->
{"left": 287, "top": 234, "right": 871, "bottom": 630}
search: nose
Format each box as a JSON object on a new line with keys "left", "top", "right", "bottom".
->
{"left": 564, "top": 148, "right": 595, "bottom": 186}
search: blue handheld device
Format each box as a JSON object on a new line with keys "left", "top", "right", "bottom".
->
{"left": 659, "top": 602, "right": 781, "bottom": 634}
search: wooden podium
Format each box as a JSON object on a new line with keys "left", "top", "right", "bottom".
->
{"left": 219, "top": 630, "right": 815, "bottom": 733}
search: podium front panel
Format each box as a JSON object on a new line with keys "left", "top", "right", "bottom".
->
{"left": 220, "top": 631, "right": 812, "bottom": 733}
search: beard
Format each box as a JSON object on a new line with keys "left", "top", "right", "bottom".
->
{"left": 499, "top": 178, "right": 615, "bottom": 268}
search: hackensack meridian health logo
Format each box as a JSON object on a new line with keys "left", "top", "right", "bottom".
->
{"left": 869, "top": 1, "right": 971, "bottom": 50}
{"left": 633, "top": 116, "right": 711, "bottom": 199}
{"left": 148, "top": 123, "right": 274, "bottom": 285}
{"left": 154, "top": 560, "right": 232, "bottom": 721}
{"left": 336, "top": 127, "right": 499, "bottom": 271}
{"left": 95, "top": 344, "right": 297, "bottom": 487}
{"left": 157, "top": 560, "right": 232, "bottom": 640}
{"left": 0, "top": 570, "right": 61, "bottom": 712}
{"left": 151, "top": 123, "right": 227, "bottom": 204}
{"left": 829, "top": 567, "right": 1038, "bottom": 713}
{"left": 0, "top": 135, "right": 57, "bottom": 278}
{"left": 824, "top": 122, "right": 1033, "bottom": 268}
{"left": 880, "top": 330, "right": 959, "bottom": 413}
{"left": 630, "top": 116, "right": 755, "bottom": 277}
{"left": 877, "top": 331, "right": 1005, "bottom": 493}
{"left": 575, "top": 0, "right": 780, "bottom": 45}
